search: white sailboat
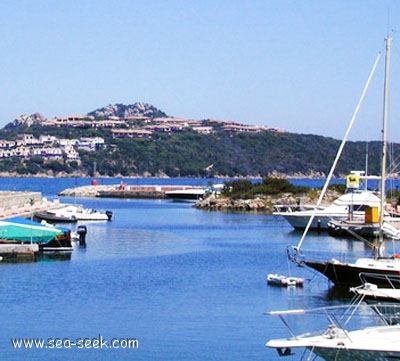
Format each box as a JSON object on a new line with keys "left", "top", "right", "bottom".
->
{"left": 289, "top": 37, "right": 400, "bottom": 287}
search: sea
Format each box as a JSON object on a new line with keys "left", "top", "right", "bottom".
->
{"left": 1, "top": 176, "right": 399, "bottom": 361}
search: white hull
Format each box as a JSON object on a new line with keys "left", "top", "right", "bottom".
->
{"left": 47, "top": 205, "right": 112, "bottom": 221}
{"left": 268, "top": 327, "right": 400, "bottom": 361}
{"left": 266, "top": 303, "right": 400, "bottom": 361}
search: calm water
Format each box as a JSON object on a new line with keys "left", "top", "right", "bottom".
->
{"left": 0, "top": 177, "right": 399, "bottom": 360}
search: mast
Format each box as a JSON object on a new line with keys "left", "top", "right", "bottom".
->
{"left": 292, "top": 51, "right": 381, "bottom": 253}
{"left": 378, "top": 37, "right": 391, "bottom": 256}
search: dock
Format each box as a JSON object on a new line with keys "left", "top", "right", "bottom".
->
{"left": 0, "top": 244, "right": 39, "bottom": 262}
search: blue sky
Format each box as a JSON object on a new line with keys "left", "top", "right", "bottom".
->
{"left": 1, "top": 0, "right": 400, "bottom": 141}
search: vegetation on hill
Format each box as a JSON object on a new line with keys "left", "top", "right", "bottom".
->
{"left": 0, "top": 123, "right": 396, "bottom": 178}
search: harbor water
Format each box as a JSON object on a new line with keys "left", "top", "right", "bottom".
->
{"left": 0, "top": 177, "right": 398, "bottom": 360}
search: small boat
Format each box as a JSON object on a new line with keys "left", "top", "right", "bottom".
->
{"left": 267, "top": 273, "right": 304, "bottom": 287}
{"left": 34, "top": 210, "right": 77, "bottom": 223}
{"left": 0, "top": 216, "right": 73, "bottom": 252}
{"left": 35, "top": 205, "right": 113, "bottom": 222}
{"left": 266, "top": 302, "right": 400, "bottom": 361}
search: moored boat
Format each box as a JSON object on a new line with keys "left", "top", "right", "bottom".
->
{"left": 35, "top": 204, "right": 113, "bottom": 222}
{"left": 267, "top": 273, "right": 304, "bottom": 287}
{"left": 266, "top": 302, "right": 400, "bottom": 361}
{"left": 0, "top": 216, "right": 73, "bottom": 252}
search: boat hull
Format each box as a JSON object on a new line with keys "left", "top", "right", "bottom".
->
{"left": 36, "top": 206, "right": 113, "bottom": 222}
{"left": 313, "top": 346, "right": 400, "bottom": 361}
{"left": 34, "top": 211, "right": 77, "bottom": 223}
{"left": 268, "top": 337, "right": 400, "bottom": 361}
{"left": 304, "top": 259, "right": 400, "bottom": 287}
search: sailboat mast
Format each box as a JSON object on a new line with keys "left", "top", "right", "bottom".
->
{"left": 379, "top": 37, "right": 391, "bottom": 253}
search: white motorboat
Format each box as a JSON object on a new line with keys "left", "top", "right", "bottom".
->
{"left": 36, "top": 204, "right": 113, "bottom": 222}
{"left": 274, "top": 187, "right": 382, "bottom": 230}
{"left": 266, "top": 303, "right": 400, "bottom": 361}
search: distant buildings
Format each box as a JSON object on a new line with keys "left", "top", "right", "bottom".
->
{"left": 0, "top": 134, "right": 104, "bottom": 162}
{"left": 37, "top": 114, "right": 285, "bottom": 138}
{"left": 0, "top": 112, "right": 285, "bottom": 161}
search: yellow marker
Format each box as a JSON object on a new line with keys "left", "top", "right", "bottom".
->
{"left": 346, "top": 174, "right": 360, "bottom": 189}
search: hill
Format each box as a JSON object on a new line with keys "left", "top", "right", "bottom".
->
{"left": 0, "top": 103, "right": 395, "bottom": 178}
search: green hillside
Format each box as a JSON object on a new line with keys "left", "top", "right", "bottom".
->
{"left": 0, "top": 123, "right": 393, "bottom": 178}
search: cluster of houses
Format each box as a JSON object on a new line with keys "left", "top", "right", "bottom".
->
{"left": 40, "top": 115, "right": 285, "bottom": 139}
{"left": 0, "top": 134, "right": 104, "bottom": 162}
{"left": 1, "top": 111, "right": 285, "bottom": 161}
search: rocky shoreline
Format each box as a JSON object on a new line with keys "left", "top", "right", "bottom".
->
{"left": 194, "top": 190, "right": 340, "bottom": 212}
{"left": 0, "top": 170, "right": 335, "bottom": 179}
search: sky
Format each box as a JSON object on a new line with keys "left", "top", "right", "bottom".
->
{"left": 1, "top": 0, "right": 400, "bottom": 141}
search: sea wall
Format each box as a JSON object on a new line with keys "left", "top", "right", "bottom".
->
{"left": 0, "top": 191, "right": 42, "bottom": 209}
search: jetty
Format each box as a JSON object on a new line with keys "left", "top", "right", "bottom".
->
{"left": 58, "top": 183, "right": 204, "bottom": 198}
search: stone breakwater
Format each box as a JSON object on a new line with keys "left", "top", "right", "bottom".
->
{"left": 58, "top": 184, "right": 203, "bottom": 198}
